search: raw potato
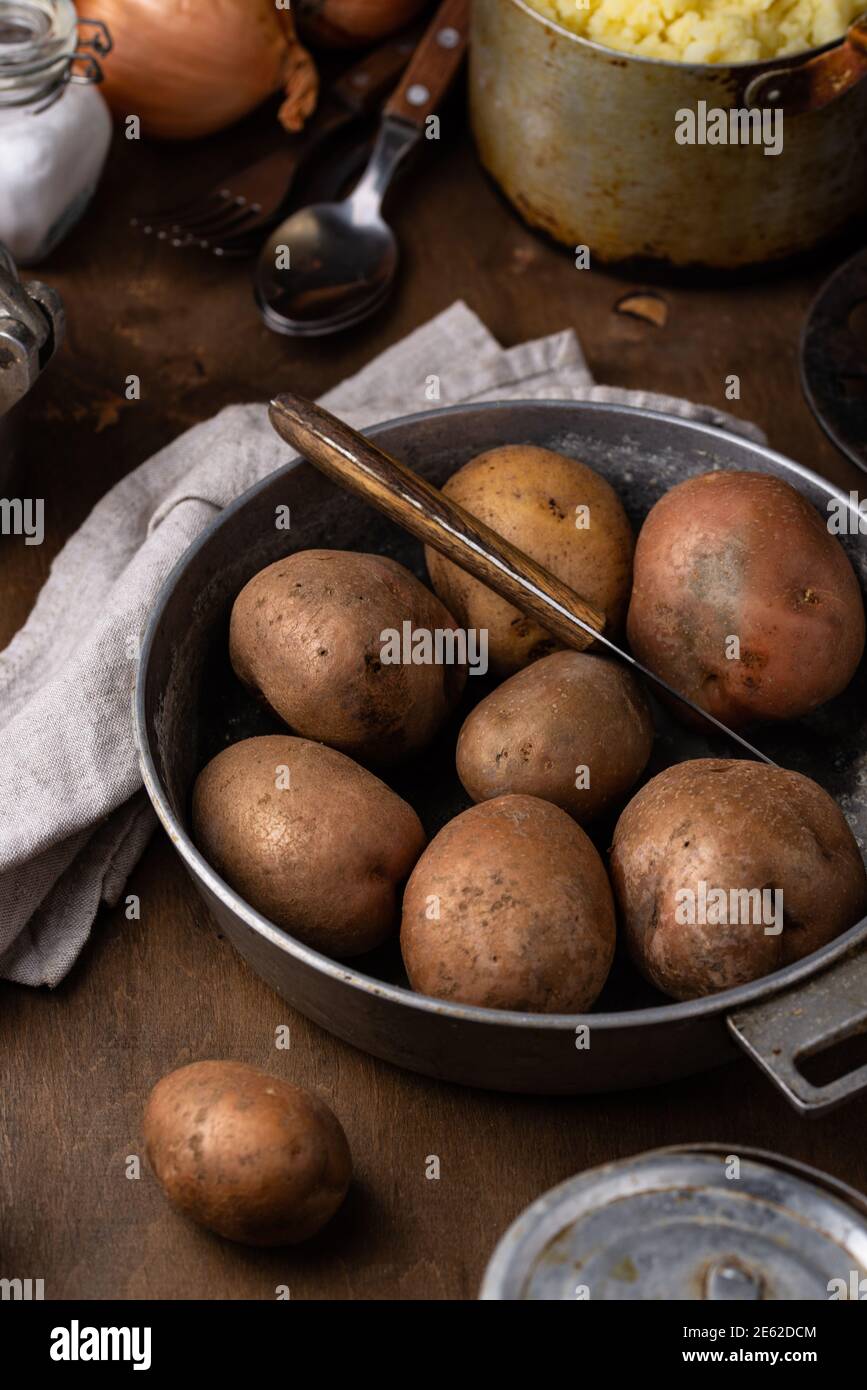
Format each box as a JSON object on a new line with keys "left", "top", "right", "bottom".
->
{"left": 230, "top": 549, "right": 467, "bottom": 768}
{"left": 192, "top": 735, "right": 425, "bottom": 956}
{"left": 627, "top": 471, "right": 866, "bottom": 729}
{"left": 610, "top": 758, "right": 867, "bottom": 1001}
{"left": 401, "top": 794, "right": 616, "bottom": 1012}
{"left": 456, "top": 651, "right": 654, "bottom": 824}
{"left": 144, "top": 1061, "right": 351, "bottom": 1246}
{"left": 425, "top": 445, "right": 634, "bottom": 676}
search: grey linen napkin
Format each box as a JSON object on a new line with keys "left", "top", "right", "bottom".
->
{"left": 0, "top": 301, "right": 764, "bottom": 986}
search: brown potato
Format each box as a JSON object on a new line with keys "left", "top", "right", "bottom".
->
{"left": 230, "top": 549, "right": 467, "bottom": 768}
{"left": 192, "top": 735, "right": 425, "bottom": 956}
{"left": 626, "top": 471, "right": 865, "bottom": 728}
{"left": 401, "top": 794, "right": 616, "bottom": 1012}
{"left": 144, "top": 1061, "right": 351, "bottom": 1246}
{"left": 456, "top": 651, "right": 654, "bottom": 824}
{"left": 610, "top": 758, "right": 867, "bottom": 1001}
{"left": 424, "top": 445, "right": 634, "bottom": 677}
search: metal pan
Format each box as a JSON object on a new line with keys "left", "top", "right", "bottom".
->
{"left": 134, "top": 400, "right": 867, "bottom": 1115}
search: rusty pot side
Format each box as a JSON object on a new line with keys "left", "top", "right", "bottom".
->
{"left": 469, "top": 0, "right": 867, "bottom": 267}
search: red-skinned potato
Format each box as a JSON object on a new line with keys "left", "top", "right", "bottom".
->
{"left": 626, "top": 471, "right": 865, "bottom": 728}
{"left": 425, "top": 445, "right": 634, "bottom": 677}
{"left": 192, "top": 735, "right": 425, "bottom": 957}
{"left": 230, "top": 550, "right": 466, "bottom": 769}
{"left": 401, "top": 794, "right": 616, "bottom": 1012}
{"left": 610, "top": 759, "right": 867, "bottom": 1001}
{"left": 144, "top": 1061, "right": 351, "bottom": 1246}
{"left": 456, "top": 651, "right": 654, "bottom": 823}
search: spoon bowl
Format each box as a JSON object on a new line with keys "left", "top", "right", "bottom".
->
{"left": 256, "top": 200, "right": 399, "bottom": 336}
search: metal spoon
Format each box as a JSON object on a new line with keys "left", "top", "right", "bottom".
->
{"left": 255, "top": 0, "right": 469, "bottom": 337}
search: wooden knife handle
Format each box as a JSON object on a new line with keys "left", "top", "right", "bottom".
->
{"left": 269, "top": 393, "right": 606, "bottom": 652}
{"left": 383, "top": 0, "right": 470, "bottom": 129}
{"left": 331, "top": 26, "right": 422, "bottom": 115}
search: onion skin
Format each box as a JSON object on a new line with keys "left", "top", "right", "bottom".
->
{"left": 75, "top": 0, "right": 318, "bottom": 140}
{"left": 297, "top": 0, "right": 430, "bottom": 47}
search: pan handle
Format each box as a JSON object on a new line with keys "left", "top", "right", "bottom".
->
{"left": 727, "top": 940, "right": 867, "bottom": 1116}
{"left": 744, "top": 14, "right": 867, "bottom": 113}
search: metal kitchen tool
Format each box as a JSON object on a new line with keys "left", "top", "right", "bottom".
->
{"left": 255, "top": 0, "right": 469, "bottom": 336}
{"left": 801, "top": 247, "right": 867, "bottom": 473}
{"left": 209, "top": 139, "right": 376, "bottom": 261}
{"left": 130, "top": 30, "right": 419, "bottom": 256}
{"left": 470, "top": 0, "right": 867, "bottom": 267}
{"left": 268, "top": 391, "right": 773, "bottom": 765}
{"left": 135, "top": 400, "right": 867, "bottom": 1111}
{"left": 480, "top": 1145, "right": 867, "bottom": 1300}
{"left": 0, "top": 241, "right": 63, "bottom": 488}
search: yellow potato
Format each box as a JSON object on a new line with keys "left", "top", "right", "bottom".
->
{"left": 425, "top": 445, "right": 634, "bottom": 676}
{"left": 230, "top": 549, "right": 466, "bottom": 768}
{"left": 144, "top": 1061, "right": 351, "bottom": 1246}
{"left": 456, "top": 651, "right": 653, "bottom": 823}
{"left": 192, "top": 735, "right": 425, "bottom": 957}
{"left": 401, "top": 794, "right": 616, "bottom": 1012}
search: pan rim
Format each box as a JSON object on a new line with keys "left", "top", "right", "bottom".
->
{"left": 134, "top": 396, "right": 867, "bottom": 1035}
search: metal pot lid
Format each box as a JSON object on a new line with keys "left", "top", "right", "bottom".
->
{"left": 480, "top": 1145, "right": 867, "bottom": 1301}
{"left": 801, "top": 246, "right": 867, "bottom": 474}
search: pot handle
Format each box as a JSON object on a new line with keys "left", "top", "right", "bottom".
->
{"left": 727, "top": 939, "right": 867, "bottom": 1116}
{"left": 744, "top": 14, "right": 867, "bottom": 113}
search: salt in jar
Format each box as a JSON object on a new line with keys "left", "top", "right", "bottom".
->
{"left": 0, "top": 0, "right": 112, "bottom": 265}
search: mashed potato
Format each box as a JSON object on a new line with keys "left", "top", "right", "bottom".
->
{"left": 523, "top": 0, "right": 862, "bottom": 62}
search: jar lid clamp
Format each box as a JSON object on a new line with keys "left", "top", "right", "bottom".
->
{"left": 0, "top": 0, "right": 112, "bottom": 111}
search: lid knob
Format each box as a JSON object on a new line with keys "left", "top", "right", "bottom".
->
{"left": 705, "top": 1258, "right": 764, "bottom": 1300}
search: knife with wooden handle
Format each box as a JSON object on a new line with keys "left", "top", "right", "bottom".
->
{"left": 268, "top": 391, "right": 775, "bottom": 765}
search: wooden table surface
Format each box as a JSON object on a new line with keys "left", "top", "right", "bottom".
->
{"left": 2, "top": 94, "right": 866, "bottom": 1302}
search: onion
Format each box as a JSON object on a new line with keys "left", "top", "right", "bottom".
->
{"left": 296, "top": 0, "right": 430, "bottom": 48}
{"left": 74, "top": 0, "right": 319, "bottom": 140}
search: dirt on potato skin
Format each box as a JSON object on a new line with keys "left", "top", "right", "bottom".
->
{"left": 610, "top": 758, "right": 867, "bottom": 1001}
{"left": 192, "top": 735, "right": 425, "bottom": 958}
{"left": 401, "top": 793, "right": 616, "bottom": 1013}
{"left": 143, "top": 1060, "right": 352, "bottom": 1247}
{"left": 425, "top": 444, "right": 635, "bottom": 678}
{"left": 627, "top": 471, "right": 866, "bottom": 730}
{"left": 230, "top": 550, "right": 467, "bottom": 770}
{"left": 456, "top": 650, "right": 654, "bottom": 824}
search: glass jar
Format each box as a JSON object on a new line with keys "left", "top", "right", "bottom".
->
{"left": 0, "top": 0, "right": 112, "bottom": 264}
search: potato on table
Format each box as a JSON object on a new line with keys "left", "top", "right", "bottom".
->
{"left": 425, "top": 444, "right": 634, "bottom": 676}
{"left": 230, "top": 549, "right": 467, "bottom": 768}
{"left": 610, "top": 758, "right": 867, "bottom": 1000}
{"left": 192, "top": 735, "right": 425, "bottom": 957}
{"left": 144, "top": 1061, "right": 351, "bottom": 1246}
{"left": 401, "top": 794, "right": 616, "bottom": 1012}
{"left": 456, "top": 651, "right": 653, "bottom": 823}
{"left": 627, "top": 471, "right": 865, "bottom": 728}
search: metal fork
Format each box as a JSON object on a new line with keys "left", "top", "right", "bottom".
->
{"left": 130, "top": 29, "right": 417, "bottom": 255}
{"left": 208, "top": 139, "right": 374, "bottom": 259}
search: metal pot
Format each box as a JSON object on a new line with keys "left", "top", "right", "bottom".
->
{"left": 0, "top": 243, "right": 64, "bottom": 490}
{"left": 469, "top": 0, "right": 867, "bottom": 267}
{"left": 136, "top": 400, "right": 867, "bottom": 1115}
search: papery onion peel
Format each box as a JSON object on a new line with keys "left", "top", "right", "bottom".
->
{"left": 74, "top": 0, "right": 319, "bottom": 140}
